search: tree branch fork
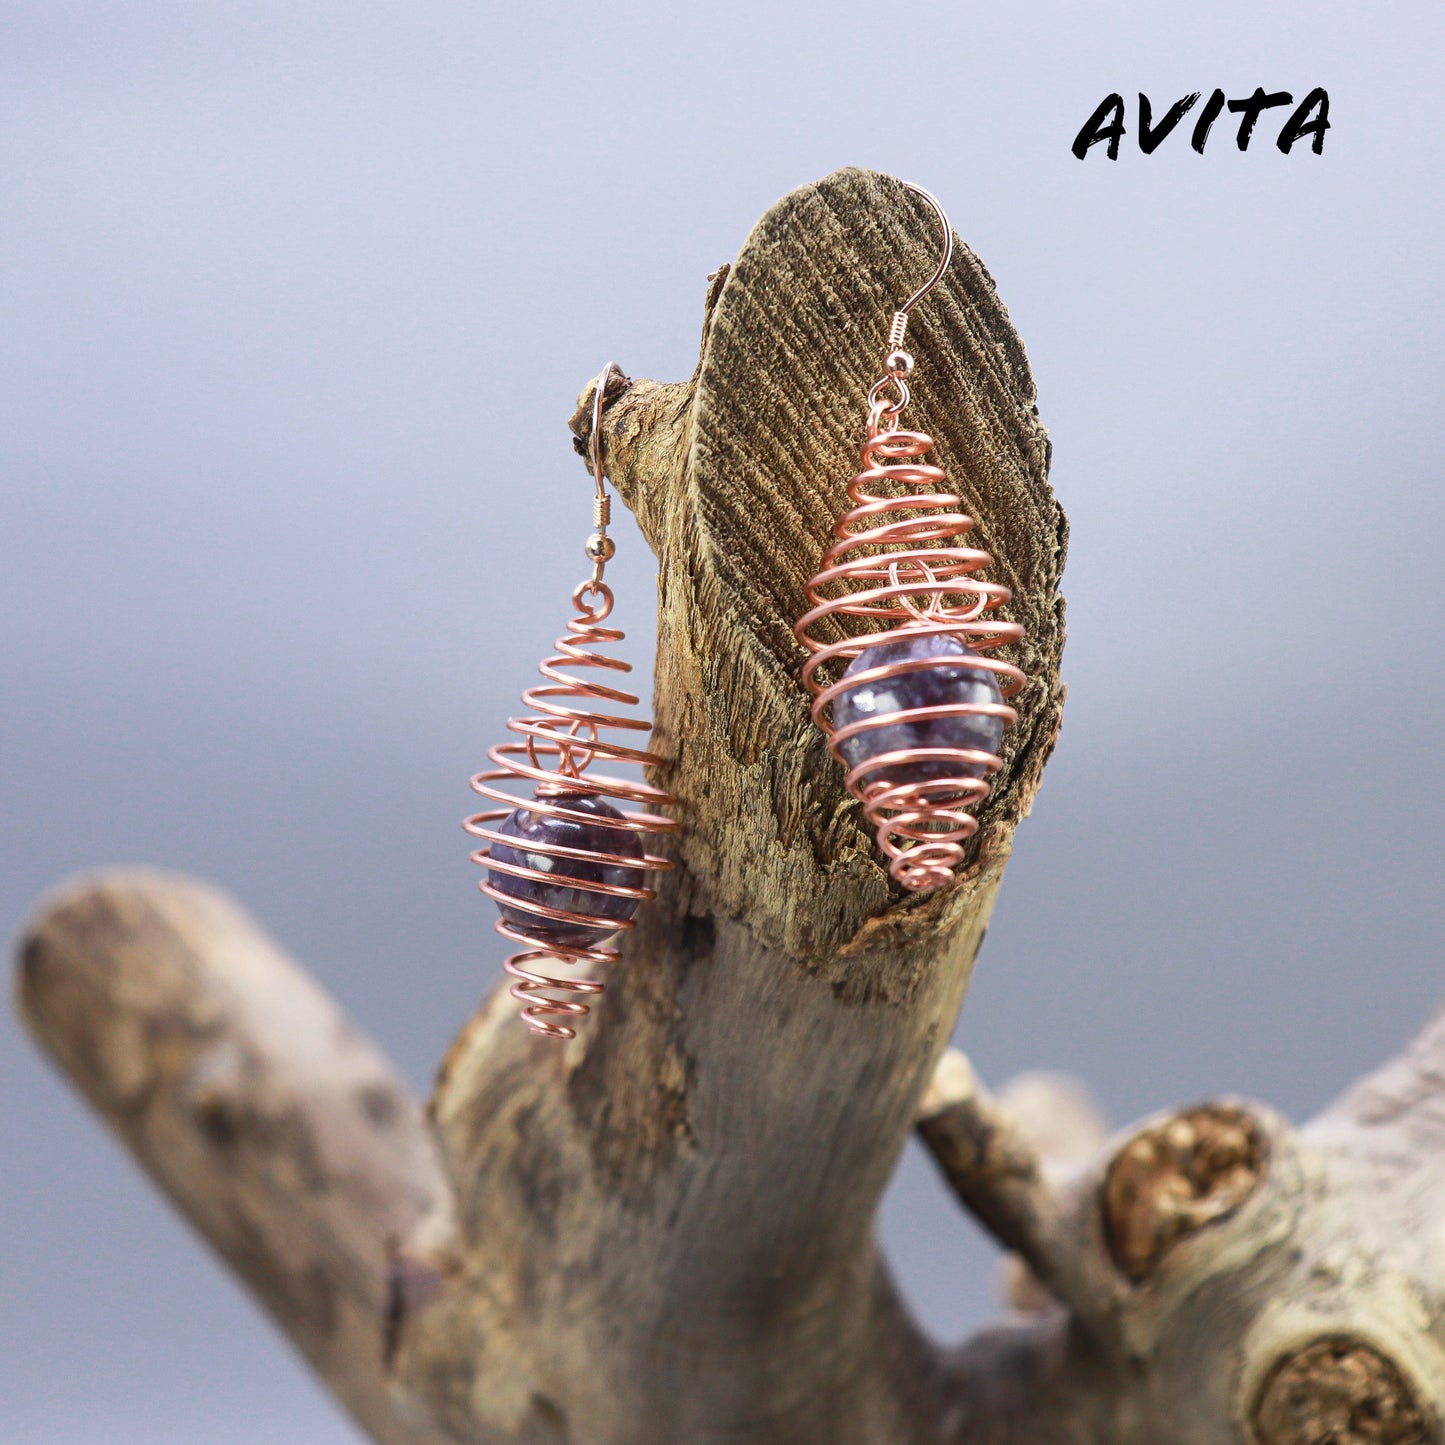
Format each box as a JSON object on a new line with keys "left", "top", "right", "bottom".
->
{"left": 14, "top": 169, "right": 1445, "bottom": 1444}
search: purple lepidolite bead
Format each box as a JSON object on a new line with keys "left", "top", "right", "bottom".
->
{"left": 832, "top": 631, "right": 1005, "bottom": 789}
{"left": 488, "top": 793, "right": 646, "bottom": 948}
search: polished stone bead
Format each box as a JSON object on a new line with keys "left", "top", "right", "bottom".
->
{"left": 488, "top": 793, "right": 646, "bottom": 948}
{"left": 832, "top": 631, "right": 1005, "bottom": 788}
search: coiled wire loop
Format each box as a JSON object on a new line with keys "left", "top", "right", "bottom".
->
{"left": 466, "top": 579, "right": 675, "bottom": 1038}
{"left": 795, "top": 423, "right": 1024, "bottom": 891}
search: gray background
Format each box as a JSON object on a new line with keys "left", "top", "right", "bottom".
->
{"left": 4, "top": 2, "right": 1443, "bottom": 1441}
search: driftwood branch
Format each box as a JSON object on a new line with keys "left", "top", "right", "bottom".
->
{"left": 918, "top": 1052, "right": 1108, "bottom": 1314}
{"left": 16, "top": 871, "right": 452, "bottom": 1445}
{"left": 917, "top": 1023, "right": 1445, "bottom": 1443}
{"left": 15, "top": 167, "right": 1445, "bottom": 1445}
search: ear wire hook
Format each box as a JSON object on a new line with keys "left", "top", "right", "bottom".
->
{"left": 585, "top": 362, "right": 621, "bottom": 586}
{"left": 871, "top": 183, "right": 955, "bottom": 429}
{"left": 590, "top": 361, "right": 618, "bottom": 496}
{"left": 896, "top": 182, "right": 954, "bottom": 326}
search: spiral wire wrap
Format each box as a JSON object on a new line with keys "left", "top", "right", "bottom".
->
{"left": 466, "top": 578, "right": 675, "bottom": 1038}
{"left": 795, "top": 422, "right": 1025, "bottom": 892}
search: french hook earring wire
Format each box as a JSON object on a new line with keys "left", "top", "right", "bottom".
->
{"left": 794, "top": 182, "right": 1027, "bottom": 893}
{"left": 464, "top": 362, "right": 677, "bottom": 1039}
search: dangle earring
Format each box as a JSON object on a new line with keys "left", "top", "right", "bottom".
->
{"left": 795, "top": 185, "right": 1026, "bottom": 893}
{"left": 465, "top": 363, "right": 676, "bottom": 1039}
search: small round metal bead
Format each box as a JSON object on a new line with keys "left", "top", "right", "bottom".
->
{"left": 584, "top": 532, "right": 616, "bottom": 563}
{"left": 885, "top": 349, "right": 915, "bottom": 376}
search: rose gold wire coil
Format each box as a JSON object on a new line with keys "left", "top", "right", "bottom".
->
{"left": 795, "top": 422, "right": 1025, "bottom": 892}
{"left": 465, "top": 577, "right": 675, "bottom": 1038}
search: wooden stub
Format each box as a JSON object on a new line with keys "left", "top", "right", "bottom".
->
{"left": 1252, "top": 1338, "right": 1430, "bottom": 1445}
{"left": 1103, "top": 1103, "right": 1267, "bottom": 1282}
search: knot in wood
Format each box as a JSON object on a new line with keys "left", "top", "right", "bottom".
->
{"left": 1252, "top": 1338, "right": 1430, "bottom": 1445}
{"left": 1103, "top": 1102, "right": 1266, "bottom": 1281}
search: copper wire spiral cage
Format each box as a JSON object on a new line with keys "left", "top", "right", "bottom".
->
{"left": 795, "top": 420, "right": 1025, "bottom": 892}
{"left": 465, "top": 578, "right": 675, "bottom": 1038}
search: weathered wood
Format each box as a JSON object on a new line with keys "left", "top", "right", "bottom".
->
{"left": 917, "top": 1051, "right": 1106, "bottom": 1311}
{"left": 384, "top": 166, "right": 1064, "bottom": 1444}
{"left": 584, "top": 169, "right": 1064, "bottom": 961}
{"left": 16, "top": 871, "right": 453, "bottom": 1445}
{"left": 23, "top": 166, "right": 1444, "bottom": 1445}
{"left": 917, "top": 1029, "right": 1445, "bottom": 1443}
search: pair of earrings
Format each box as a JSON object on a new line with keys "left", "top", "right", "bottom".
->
{"left": 467, "top": 185, "right": 1025, "bottom": 1038}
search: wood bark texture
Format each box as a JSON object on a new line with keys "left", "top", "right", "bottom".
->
{"left": 14, "top": 168, "right": 1443, "bottom": 1445}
